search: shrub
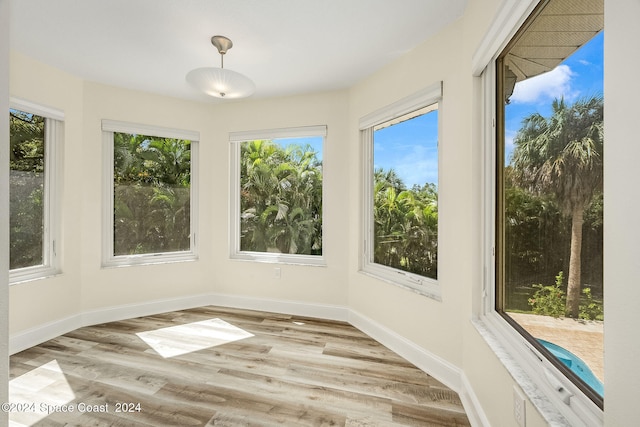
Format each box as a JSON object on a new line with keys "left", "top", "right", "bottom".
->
{"left": 579, "top": 287, "right": 604, "bottom": 321}
{"left": 528, "top": 272, "right": 566, "bottom": 318}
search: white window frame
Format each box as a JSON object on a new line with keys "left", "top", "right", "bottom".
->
{"left": 229, "top": 125, "right": 327, "bottom": 266}
{"left": 9, "top": 98, "right": 63, "bottom": 284}
{"left": 473, "top": 0, "right": 604, "bottom": 425}
{"left": 101, "top": 120, "right": 199, "bottom": 267}
{"left": 359, "top": 82, "right": 442, "bottom": 300}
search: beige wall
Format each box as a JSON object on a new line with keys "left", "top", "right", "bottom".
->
{"left": 345, "top": 2, "right": 551, "bottom": 426}
{"left": 347, "top": 12, "right": 476, "bottom": 369}
{"left": 9, "top": 52, "right": 84, "bottom": 332}
{"left": 7, "top": 0, "right": 640, "bottom": 425}
{"left": 78, "top": 82, "right": 213, "bottom": 311}
{"left": 204, "top": 92, "right": 351, "bottom": 306}
{"left": 9, "top": 55, "right": 352, "bottom": 326}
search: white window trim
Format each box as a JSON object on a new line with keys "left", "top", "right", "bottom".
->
{"left": 9, "top": 98, "right": 63, "bottom": 284}
{"left": 359, "top": 82, "right": 442, "bottom": 300}
{"left": 101, "top": 120, "right": 199, "bottom": 268}
{"left": 229, "top": 125, "right": 327, "bottom": 266}
{"left": 474, "top": 1, "right": 604, "bottom": 425}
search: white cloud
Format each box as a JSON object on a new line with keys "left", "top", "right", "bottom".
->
{"left": 504, "top": 129, "right": 517, "bottom": 163}
{"left": 510, "top": 65, "right": 578, "bottom": 104}
{"left": 395, "top": 144, "right": 438, "bottom": 187}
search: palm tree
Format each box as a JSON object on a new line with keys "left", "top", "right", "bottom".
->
{"left": 240, "top": 141, "right": 288, "bottom": 252}
{"left": 239, "top": 140, "right": 323, "bottom": 255}
{"left": 374, "top": 168, "right": 405, "bottom": 194}
{"left": 113, "top": 133, "right": 191, "bottom": 254}
{"left": 371, "top": 168, "right": 439, "bottom": 278}
{"left": 373, "top": 185, "right": 405, "bottom": 268}
{"left": 511, "top": 95, "right": 603, "bottom": 317}
{"left": 144, "top": 138, "right": 191, "bottom": 186}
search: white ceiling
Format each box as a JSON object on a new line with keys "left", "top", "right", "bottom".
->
{"left": 10, "top": 0, "right": 468, "bottom": 103}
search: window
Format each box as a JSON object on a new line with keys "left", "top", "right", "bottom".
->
{"left": 360, "top": 83, "right": 441, "bottom": 299}
{"left": 102, "top": 120, "right": 198, "bottom": 267}
{"left": 230, "top": 126, "right": 325, "bottom": 265}
{"left": 477, "top": 0, "right": 604, "bottom": 424}
{"left": 9, "top": 99, "right": 62, "bottom": 283}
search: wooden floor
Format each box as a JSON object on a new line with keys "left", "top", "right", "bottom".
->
{"left": 9, "top": 306, "right": 470, "bottom": 426}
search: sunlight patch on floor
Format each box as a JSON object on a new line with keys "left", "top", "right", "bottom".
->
{"left": 136, "top": 318, "right": 254, "bottom": 358}
{"left": 9, "top": 359, "right": 76, "bottom": 426}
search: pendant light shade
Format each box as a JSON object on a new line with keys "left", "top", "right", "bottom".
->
{"left": 186, "top": 67, "right": 255, "bottom": 99}
{"left": 186, "top": 35, "right": 255, "bottom": 99}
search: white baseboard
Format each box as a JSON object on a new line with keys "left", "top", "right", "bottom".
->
{"left": 9, "top": 293, "right": 213, "bottom": 355}
{"left": 80, "top": 293, "right": 213, "bottom": 326}
{"left": 10, "top": 314, "right": 81, "bottom": 355}
{"left": 348, "top": 309, "right": 489, "bottom": 427}
{"left": 9, "top": 294, "right": 487, "bottom": 426}
{"left": 208, "top": 292, "right": 349, "bottom": 322}
{"left": 9, "top": 293, "right": 347, "bottom": 354}
{"left": 349, "top": 310, "right": 462, "bottom": 393}
{"left": 459, "top": 372, "right": 492, "bottom": 427}
{"left": 348, "top": 309, "right": 463, "bottom": 392}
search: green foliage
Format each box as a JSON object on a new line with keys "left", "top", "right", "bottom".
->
{"left": 9, "top": 110, "right": 45, "bottom": 269}
{"left": 528, "top": 272, "right": 567, "bottom": 318}
{"left": 373, "top": 169, "right": 438, "bottom": 279}
{"left": 504, "top": 173, "right": 568, "bottom": 288}
{"left": 505, "top": 95, "right": 604, "bottom": 316}
{"left": 511, "top": 96, "right": 604, "bottom": 214}
{"left": 526, "top": 272, "right": 604, "bottom": 321}
{"left": 10, "top": 109, "right": 45, "bottom": 172}
{"left": 239, "top": 139, "right": 438, "bottom": 275}
{"left": 579, "top": 287, "right": 604, "bottom": 321}
{"left": 113, "top": 133, "right": 191, "bottom": 255}
{"left": 510, "top": 95, "right": 604, "bottom": 318}
{"left": 240, "top": 139, "right": 322, "bottom": 255}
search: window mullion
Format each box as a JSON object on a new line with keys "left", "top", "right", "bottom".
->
{"left": 102, "top": 131, "right": 115, "bottom": 266}
{"left": 43, "top": 119, "right": 55, "bottom": 268}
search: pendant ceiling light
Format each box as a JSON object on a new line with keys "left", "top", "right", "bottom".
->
{"left": 186, "top": 35, "right": 255, "bottom": 99}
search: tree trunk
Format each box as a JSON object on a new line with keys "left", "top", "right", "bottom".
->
{"left": 566, "top": 206, "right": 584, "bottom": 317}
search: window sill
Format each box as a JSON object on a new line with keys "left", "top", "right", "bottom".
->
{"left": 472, "top": 313, "right": 603, "bottom": 426}
{"left": 230, "top": 252, "right": 326, "bottom": 267}
{"left": 102, "top": 252, "right": 197, "bottom": 269}
{"left": 9, "top": 267, "right": 61, "bottom": 285}
{"left": 359, "top": 267, "right": 441, "bottom": 301}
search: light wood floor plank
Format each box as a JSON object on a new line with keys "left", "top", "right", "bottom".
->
{"left": 9, "top": 306, "right": 470, "bottom": 426}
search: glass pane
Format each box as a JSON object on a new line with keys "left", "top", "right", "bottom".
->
{"left": 373, "top": 107, "right": 438, "bottom": 279}
{"left": 499, "top": 3, "right": 604, "bottom": 400}
{"left": 9, "top": 109, "right": 45, "bottom": 270}
{"left": 239, "top": 137, "right": 323, "bottom": 255}
{"left": 113, "top": 133, "right": 191, "bottom": 256}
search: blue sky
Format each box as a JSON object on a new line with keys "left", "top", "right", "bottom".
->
{"left": 505, "top": 31, "right": 604, "bottom": 162}
{"left": 272, "top": 32, "right": 603, "bottom": 190}
{"left": 371, "top": 31, "right": 603, "bottom": 188}
{"left": 273, "top": 136, "right": 323, "bottom": 161}
{"left": 374, "top": 110, "right": 439, "bottom": 188}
